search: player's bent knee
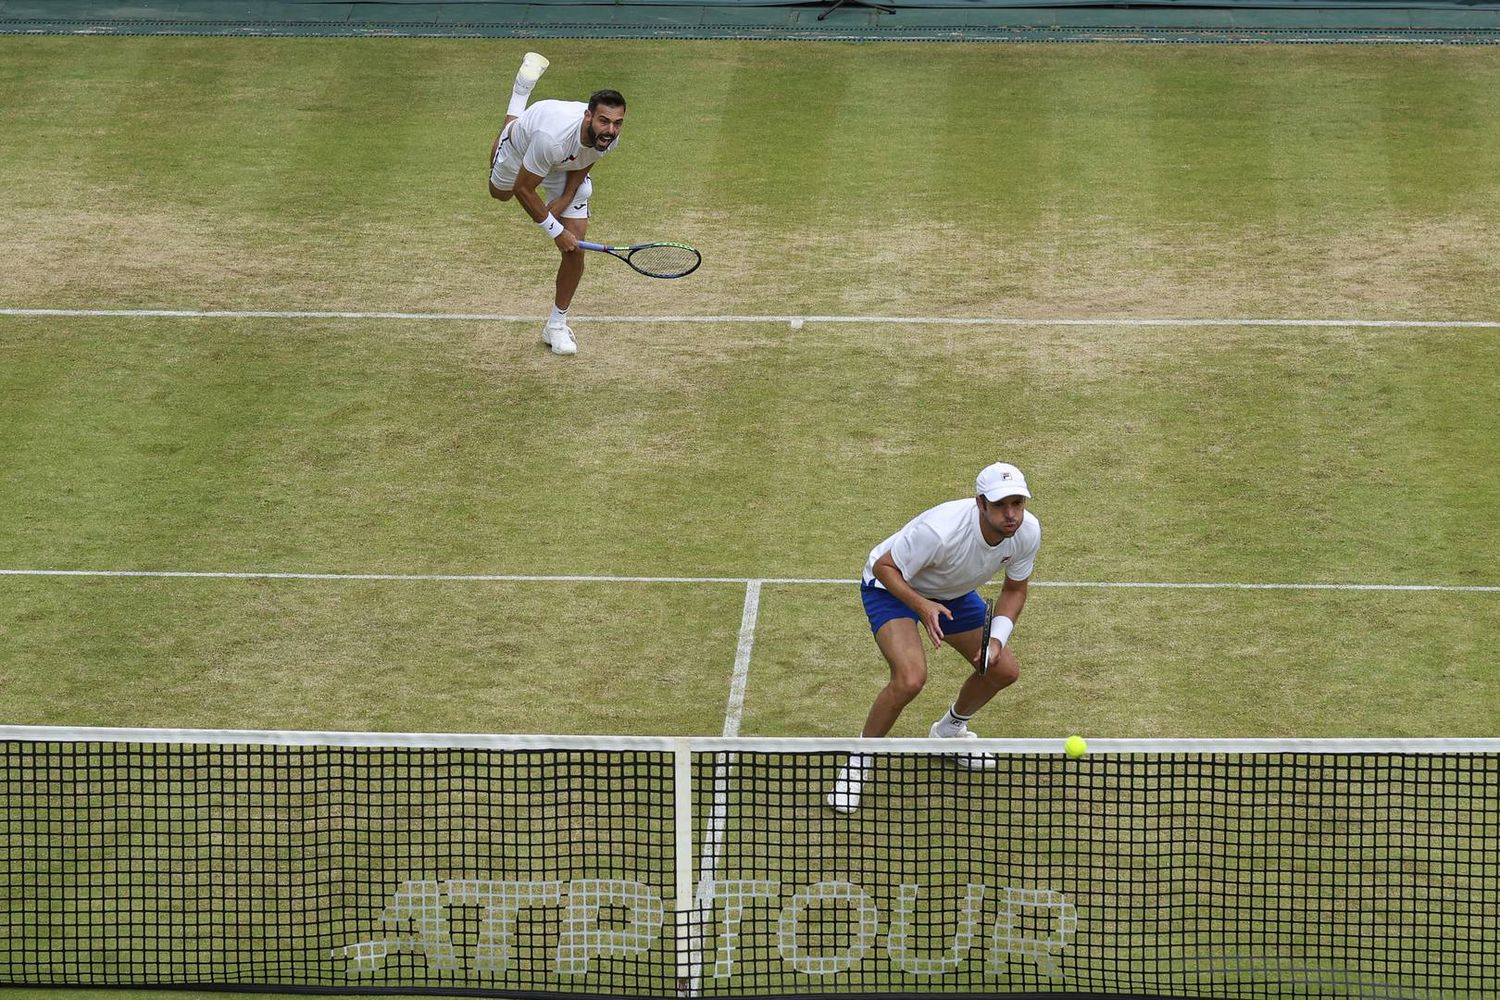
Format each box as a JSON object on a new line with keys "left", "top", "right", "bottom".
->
{"left": 889, "top": 670, "right": 927, "bottom": 703}
{"left": 989, "top": 649, "right": 1020, "bottom": 688}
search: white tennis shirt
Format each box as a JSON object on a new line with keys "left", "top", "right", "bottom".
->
{"left": 505, "top": 100, "right": 617, "bottom": 181}
{"left": 862, "top": 500, "right": 1041, "bottom": 601}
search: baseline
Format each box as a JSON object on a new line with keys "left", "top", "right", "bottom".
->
{"left": 2, "top": 307, "right": 1498, "bottom": 329}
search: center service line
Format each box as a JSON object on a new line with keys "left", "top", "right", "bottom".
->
{"left": 722, "top": 580, "right": 762, "bottom": 739}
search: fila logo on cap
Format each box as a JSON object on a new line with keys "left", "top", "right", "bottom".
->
{"left": 976, "top": 462, "right": 1032, "bottom": 501}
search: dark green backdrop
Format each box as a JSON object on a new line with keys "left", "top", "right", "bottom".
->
{"left": 2, "top": 0, "right": 1499, "bottom": 41}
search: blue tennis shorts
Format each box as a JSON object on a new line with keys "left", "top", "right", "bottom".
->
{"left": 860, "top": 581, "right": 987, "bottom": 637}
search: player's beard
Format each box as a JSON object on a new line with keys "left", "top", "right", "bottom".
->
{"left": 583, "top": 123, "right": 613, "bottom": 150}
{"left": 984, "top": 508, "right": 1020, "bottom": 539}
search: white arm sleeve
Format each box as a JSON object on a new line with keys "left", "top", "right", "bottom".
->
{"left": 889, "top": 523, "right": 942, "bottom": 583}
{"left": 521, "top": 139, "right": 561, "bottom": 179}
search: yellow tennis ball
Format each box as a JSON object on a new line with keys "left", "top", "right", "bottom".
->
{"left": 1064, "top": 735, "right": 1088, "bottom": 759}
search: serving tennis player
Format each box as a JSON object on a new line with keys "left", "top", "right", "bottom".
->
{"left": 828, "top": 462, "right": 1042, "bottom": 814}
{"left": 489, "top": 52, "right": 626, "bottom": 356}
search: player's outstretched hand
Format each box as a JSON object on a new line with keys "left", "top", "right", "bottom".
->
{"left": 555, "top": 230, "right": 580, "bottom": 253}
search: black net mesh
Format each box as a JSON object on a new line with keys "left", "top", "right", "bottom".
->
{"left": 1, "top": 742, "right": 675, "bottom": 994}
{"left": 688, "top": 751, "right": 1499, "bottom": 999}
{"left": 2, "top": 738, "right": 1497, "bottom": 999}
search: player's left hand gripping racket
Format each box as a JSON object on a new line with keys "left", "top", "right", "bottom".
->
{"left": 976, "top": 596, "right": 998, "bottom": 676}
{"left": 576, "top": 240, "right": 701, "bottom": 279}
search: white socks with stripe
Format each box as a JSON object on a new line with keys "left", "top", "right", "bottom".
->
{"left": 934, "top": 704, "right": 973, "bottom": 736}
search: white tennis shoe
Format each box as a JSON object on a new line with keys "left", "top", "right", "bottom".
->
{"left": 542, "top": 322, "right": 576, "bottom": 356}
{"left": 929, "top": 721, "right": 997, "bottom": 770}
{"left": 826, "top": 756, "right": 869, "bottom": 814}
{"left": 517, "top": 52, "right": 550, "bottom": 88}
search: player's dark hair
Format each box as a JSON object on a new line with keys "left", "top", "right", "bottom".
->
{"left": 588, "top": 89, "right": 627, "bottom": 112}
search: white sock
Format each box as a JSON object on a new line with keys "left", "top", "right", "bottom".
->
{"left": 549, "top": 305, "right": 568, "bottom": 327}
{"left": 935, "top": 705, "right": 971, "bottom": 736}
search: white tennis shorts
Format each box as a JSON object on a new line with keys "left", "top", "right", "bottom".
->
{"left": 490, "top": 124, "right": 592, "bottom": 220}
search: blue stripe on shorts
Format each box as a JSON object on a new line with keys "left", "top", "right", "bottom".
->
{"left": 860, "top": 581, "right": 987, "bottom": 637}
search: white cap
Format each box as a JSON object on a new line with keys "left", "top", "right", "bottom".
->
{"left": 976, "top": 462, "right": 1031, "bottom": 501}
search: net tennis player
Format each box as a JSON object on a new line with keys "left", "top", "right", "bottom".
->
{"left": 489, "top": 52, "right": 626, "bottom": 356}
{"left": 828, "top": 462, "right": 1042, "bottom": 814}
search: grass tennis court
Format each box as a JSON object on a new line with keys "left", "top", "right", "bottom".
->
{"left": 1, "top": 32, "right": 1498, "bottom": 1000}
{"left": 2, "top": 314, "right": 1496, "bottom": 737}
{"left": 2, "top": 37, "right": 1497, "bottom": 731}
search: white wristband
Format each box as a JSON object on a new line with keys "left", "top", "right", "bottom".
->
{"left": 991, "top": 615, "right": 1015, "bottom": 648}
{"left": 537, "top": 214, "right": 564, "bottom": 238}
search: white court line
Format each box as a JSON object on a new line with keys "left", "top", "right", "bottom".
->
{"left": 1037, "top": 580, "right": 1500, "bottom": 592}
{"left": 723, "top": 581, "right": 762, "bottom": 739}
{"left": 0, "top": 568, "right": 1494, "bottom": 591}
{"left": 691, "top": 581, "right": 763, "bottom": 997}
{"left": 2, "top": 307, "right": 1498, "bottom": 328}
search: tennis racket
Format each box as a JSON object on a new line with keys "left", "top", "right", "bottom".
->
{"left": 576, "top": 240, "right": 701, "bottom": 279}
{"left": 976, "top": 595, "right": 998, "bottom": 676}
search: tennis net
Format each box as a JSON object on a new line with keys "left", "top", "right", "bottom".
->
{"left": 2, "top": 727, "right": 1496, "bottom": 999}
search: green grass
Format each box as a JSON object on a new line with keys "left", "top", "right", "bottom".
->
{"left": 0, "top": 317, "right": 1495, "bottom": 735}
{"left": 3, "top": 40, "right": 1499, "bottom": 318}
{"left": 1, "top": 33, "right": 1498, "bottom": 1000}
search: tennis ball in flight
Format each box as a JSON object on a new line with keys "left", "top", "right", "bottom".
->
{"left": 1064, "top": 735, "right": 1088, "bottom": 759}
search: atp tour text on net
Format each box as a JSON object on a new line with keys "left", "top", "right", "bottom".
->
{"left": 335, "top": 878, "right": 1078, "bottom": 980}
